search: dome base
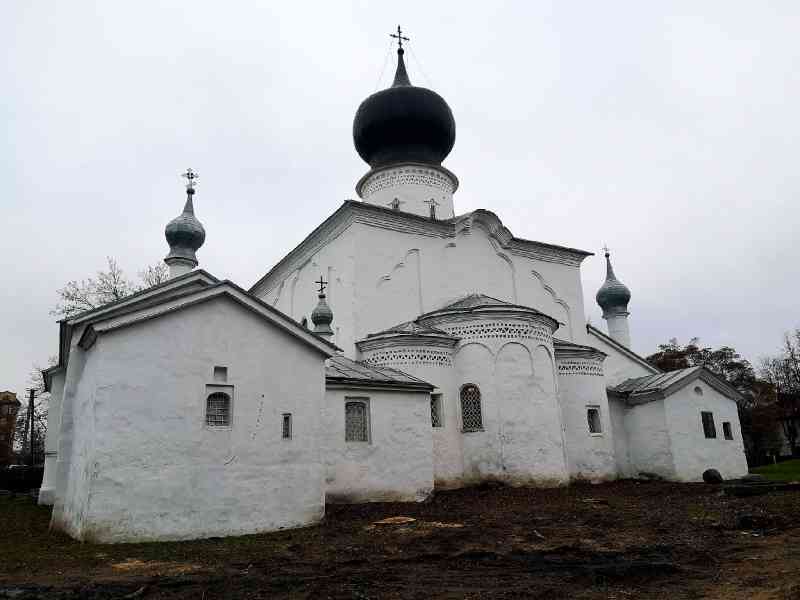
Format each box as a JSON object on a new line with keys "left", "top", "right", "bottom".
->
{"left": 356, "top": 162, "right": 458, "bottom": 220}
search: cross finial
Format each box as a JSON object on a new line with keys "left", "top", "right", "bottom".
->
{"left": 390, "top": 25, "right": 409, "bottom": 50}
{"left": 182, "top": 168, "right": 199, "bottom": 190}
{"left": 316, "top": 275, "right": 328, "bottom": 295}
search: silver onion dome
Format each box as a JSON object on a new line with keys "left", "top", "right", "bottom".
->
{"left": 165, "top": 186, "right": 205, "bottom": 267}
{"left": 596, "top": 250, "right": 631, "bottom": 318}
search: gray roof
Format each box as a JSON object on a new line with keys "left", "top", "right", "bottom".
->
{"left": 325, "top": 356, "right": 434, "bottom": 391}
{"left": 367, "top": 320, "right": 451, "bottom": 338}
{"left": 609, "top": 366, "right": 744, "bottom": 404}
{"left": 611, "top": 367, "right": 704, "bottom": 395}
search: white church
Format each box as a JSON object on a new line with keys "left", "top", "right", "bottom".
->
{"left": 39, "top": 37, "right": 748, "bottom": 543}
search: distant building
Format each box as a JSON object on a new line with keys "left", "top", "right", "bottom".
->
{"left": 0, "top": 391, "right": 20, "bottom": 466}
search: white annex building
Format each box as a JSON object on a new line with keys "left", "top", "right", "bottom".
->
{"left": 39, "top": 39, "right": 748, "bottom": 543}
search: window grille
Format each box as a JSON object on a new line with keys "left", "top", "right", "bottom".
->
{"left": 587, "top": 406, "right": 602, "bottom": 434}
{"left": 282, "top": 413, "right": 292, "bottom": 439}
{"left": 345, "top": 400, "right": 369, "bottom": 442}
{"left": 206, "top": 392, "right": 231, "bottom": 427}
{"left": 701, "top": 411, "right": 716, "bottom": 439}
{"left": 460, "top": 384, "right": 483, "bottom": 432}
{"left": 722, "top": 421, "right": 733, "bottom": 440}
{"left": 431, "top": 394, "right": 443, "bottom": 428}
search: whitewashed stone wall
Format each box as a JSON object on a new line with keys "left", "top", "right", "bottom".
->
{"left": 322, "top": 388, "right": 433, "bottom": 503}
{"left": 358, "top": 343, "right": 462, "bottom": 487}
{"left": 586, "top": 327, "right": 658, "bottom": 386}
{"left": 51, "top": 298, "right": 327, "bottom": 543}
{"left": 38, "top": 369, "right": 65, "bottom": 505}
{"left": 607, "top": 397, "right": 632, "bottom": 477}
{"left": 556, "top": 355, "right": 617, "bottom": 481}
{"left": 257, "top": 213, "right": 588, "bottom": 357}
{"left": 624, "top": 400, "right": 675, "bottom": 478}
{"left": 664, "top": 381, "right": 748, "bottom": 481}
{"left": 434, "top": 316, "right": 567, "bottom": 486}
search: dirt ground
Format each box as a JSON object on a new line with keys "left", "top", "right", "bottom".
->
{"left": 1, "top": 480, "right": 799, "bottom": 599}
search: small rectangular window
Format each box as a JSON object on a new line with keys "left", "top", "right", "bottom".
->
{"left": 345, "top": 399, "right": 370, "bottom": 442}
{"left": 701, "top": 411, "right": 716, "bottom": 439}
{"left": 722, "top": 421, "right": 733, "bottom": 440}
{"left": 213, "top": 366, "right": 228, "bottom": 383}
{"left": 587, "top": 406, "right": 602, "bottom": 434}
{"left": 282, "top": 413, "right": 292, "bottom": 439}
{"left": 431, "top": 394, "right": 443, "bottom": 428}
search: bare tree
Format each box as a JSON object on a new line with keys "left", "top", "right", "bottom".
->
{"left": 13, "top": 357, "right": 57, "bottom": 465}
{"left": 52, "top": 257, "right": 168, "bottom": 318}
{"left": 759, "top": 329, "right": 800, "bottom": 456}
{"left": 138, "top": 263, "right": 169, "bottom": 288}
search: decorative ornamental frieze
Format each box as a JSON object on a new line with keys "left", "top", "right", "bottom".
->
{"left": 363, "top": 347, "right": 453, "bottom": 368}
{"left": 439, "top": 321, "right": 552, "bottom": 345}
{"left": 361, "top": 167, "right": 455, "bottom": 197}
{"left": 557, "top": 359, "right": 604, "bottom": 377}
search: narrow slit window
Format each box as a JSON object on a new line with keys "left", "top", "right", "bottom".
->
{"left": 701, "top": 411, "right": 716, "bottom": 439}
{"left": 460, "top": 384, "right": 483, "bottom": 432}
{"left": 282, "top": 413, "right": 292, "bottom": 439}
{"left": 431, "top": 394, "right": 443, "bottom": 428}
{"left": 206, "top": 392, "right": 231, "bottom": 427}
{"left": 345, "top": 400, "right": 369, "bottom": 442}
{"left": 587, "top": 406, "right": 602, "bottom": 434}
{"left": 722, "top": 421, "right": 733, "bottom": 440}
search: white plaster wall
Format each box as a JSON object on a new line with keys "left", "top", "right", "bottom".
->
{"left": 624, "top": 400, "right": 675, "bottom": 478}
{"left": 608, "top": 397, "right": 632, "bottom": 477}
{"left": 587, "top": 329, "right": 658, "bottom": 386}
{"left": 556, "top": 363, "right": 617, "bottom": 481}
{"left": 440, "top": 319, "right": 568, "bottom": 486}
{"left": 51, "top": 298, "right": 327, "bottom": 543}
{"left": 322, "top": 388, "right": 433, "bottom": 503}
{"left": 39, "top": 370, "right": 65, "bottom": 505}
{"left": 664, "top": 381, "right": 748, "bottom": 481}
{"left": 358, "top": 347, "right": 463, "bottom": 487}
{"left": 256, "top": 216, "right": 589, "bottom": 359}
{"left": 359, "top": 164, "right": 456, "bottom": 219}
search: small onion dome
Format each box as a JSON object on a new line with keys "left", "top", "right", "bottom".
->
{"left": 353, "top": 48, "right": 455, "bottom": 168}
{"left": 165, "top": 188, "right": 205, "bottom": 265}
{"left": 596, "top": 251, "right": 631, "bottom": 317}
{"left": 311, "top": 293, "right": 334, "bottom": 337}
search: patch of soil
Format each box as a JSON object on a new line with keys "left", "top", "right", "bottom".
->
{"left": 1, "top": 481, "right": 799, "bottom": 599}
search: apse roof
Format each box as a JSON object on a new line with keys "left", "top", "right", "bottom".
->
{"left": 366, "top": 320, "right": 451, "bottom": 338}
{"left": 325, "top": 355, "right": 434, "bottom": 391}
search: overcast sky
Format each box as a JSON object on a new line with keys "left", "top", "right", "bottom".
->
{"left": 2, "top": 1, "right": 798, "bottom": 397}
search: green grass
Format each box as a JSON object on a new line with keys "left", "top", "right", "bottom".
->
{"left": 751, "top": 458, "right": 800, "bottom": 481}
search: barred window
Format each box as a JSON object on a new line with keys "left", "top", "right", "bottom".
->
{"left": 701, "top": 411, "right": 716, "bottom": 439}
{"left": 431, "top": 394, "right": 443, "bottom": 428}
{"left": 206, "top": 392, "right": 231, "bottom": 427}
{"left": 460, "top": 384, "right": 483, "bottom": 432}
{"left": 282, "top": 413, "right": 292, "bottom": 439}
{"left": 587, "top": 406, "right": 602, "bottom": 434}
{"left": 345, "top": 400, "right": 369, "bottom": 442}
{"left": 722, "top": 421, "right": 733, "bottom": 440}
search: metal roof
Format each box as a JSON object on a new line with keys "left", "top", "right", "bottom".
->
{"left": 366, "top": 320, "right": 452, "bottom": 338}
{"left": 611, "top": 367, "right": 703, "bottom": 395}
{"left": 325, "top": 356, "right": 434, "bottom": 390}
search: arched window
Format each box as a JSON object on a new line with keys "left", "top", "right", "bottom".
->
{"left": 460, "top": 384, "right": 483, "bottom": 432}
{"left": 206, "top": 392, "right": 231, "bottom": 427}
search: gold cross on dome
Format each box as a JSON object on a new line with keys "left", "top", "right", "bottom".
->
{"left": 390, "top": 25, "right": 409, "bottom": 49}
{"left": 316, "top": 276, "right": 328, "bottom": 295}
{"left": 182, "top": 168, "right": 199, "bottom": 190}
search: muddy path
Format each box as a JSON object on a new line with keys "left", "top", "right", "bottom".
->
{"left": 2, "top": 481, "right": 799, "bottom": 598}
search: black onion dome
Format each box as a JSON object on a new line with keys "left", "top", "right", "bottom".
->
{"left": 353, "top": 48, "right": 455, "bottom": 168}
{"left": 165, "top": 189, "right": 205, "bottom": 263}
{"left": 596, "top": 252, "right": 631, "bottom": 316}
